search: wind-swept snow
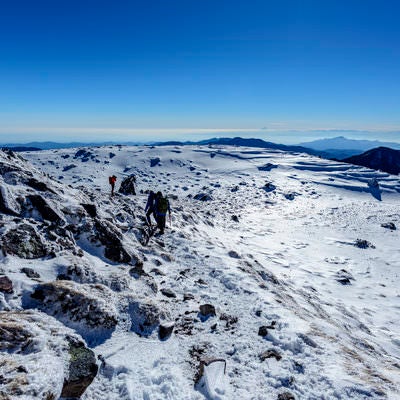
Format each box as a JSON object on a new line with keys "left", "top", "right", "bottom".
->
{"left": 1, "top": 145, "right": 399, "bottom": 399}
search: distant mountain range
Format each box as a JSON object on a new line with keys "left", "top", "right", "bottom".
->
{"left": 0, "top": 141, "right": 146, "bottom": 150}
{"left": 342, "top": 147, "right": 400, "bottom": 175}
{"left": 299, "top": 136, "right": 400, "bottom": 158}
{"left": 156, "top": 137, "right": 325, "bottom": 156}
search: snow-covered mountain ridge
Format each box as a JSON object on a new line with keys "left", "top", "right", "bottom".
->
{"left": 1, "top": 145, "right": 400, "bottom": 399}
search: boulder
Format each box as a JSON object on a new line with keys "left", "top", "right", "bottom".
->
{"left": 2, "top": 224, "right": 47, "bottom": 259}
{"left": 30, "top": 280, "right": 118, "bottom": 343}
{"left": 194, "top": 193, "right": 213, "bottom": 201}
{"left": 128, "top": 299, "right": 161, "bottom": 336}
{"left": 278, "top": 392, "right": 295, "bottom": 400}
{"left": 199, "top": 304, "right": 216, "bottom": 318}
{"left": 259, "top": 349, "right": 282, "bottom": 361}
{"left": 0, "top": 310, "right": 97, "bottom": 399}
{"left": 61, "top": 337, "right": 98, "bottom": 398}
{"left": 93, "top": 219, "right": 132, "bottom": 263}
{"left": 0, "top": 275, "right": 13, "bottom": 293}
{"left": 118, "top": 175, "right": 136, "bottom": 195}
{"left": 258, "top": 326, "right": 269, "bottom": 337}
{"left": 354, "top": 239, "right": 375, "bottom": 249}
{"left": 159, "top": 323, "right": 174, "bottom": 340}
{"left": 26, "top": 194, "right": 62, "bottom": 223}
{"left": 381, "top": 222, "right": 396, "bottom": 230}
{"left": 21, "top": 267, "right": 40, "bottom": 279}
{"left": 150, "top": 157, "right": 161, "bottom": 167}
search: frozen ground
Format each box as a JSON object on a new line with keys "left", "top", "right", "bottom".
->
{"left": 2, "top": 144, "right": 399, "bottom": 399}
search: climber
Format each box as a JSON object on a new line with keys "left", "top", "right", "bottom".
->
{"left": 109, "top": 175, "right": 117, "bottom": 196}
{"left": 145, "top": 190, "right": 156, "bottom": 225}
{"left": 154, "top": 191, "right": 171, "bottom": 234}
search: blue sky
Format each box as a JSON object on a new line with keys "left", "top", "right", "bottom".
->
{"left": 1, "top": 0, "right": 400, "bottom": 143}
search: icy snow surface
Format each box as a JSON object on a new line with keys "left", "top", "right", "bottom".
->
{"left": 6, "top": 144, "right": 400, "bottom": 399}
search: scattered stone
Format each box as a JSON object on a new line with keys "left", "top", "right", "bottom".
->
{"left": 284, "top": 192, "right": 296, "bottom": 200}
{"left": 381, "top": 222, "right": 396, "bottom": 230}
{"left": 278, "top": 391, "right": 295, "bottom": 400}
{"left": 61, "top": 337, "right": 98, "bottom": 398}
{"left": 161, "top": 288, "right": 176, "bottom": 298}
{"left": 231, "top": 215, "right": 239, "bottom": 222}
{"left": 258, "top": 326, "right": 269, "bottom": 337}
{"left": 260, "top": 349, "right": 282, "bottom": 361}
{"left": 228, "top": 250, "right": 240, "bottom": 259}
{"left": 21, "top": 267, "right": 40, "bottom": 279}
{"left": 335, "top": 269, "right": 355, "bottom": 285}
{"left": 199, "top": 304, "right": 216, "bottom": 318}
{"left": 159, "top": 323, "right": 174, "bottom": 340}
{"left": 63, "top": 164, "right": 77, "bottom": 172}
{"left": 0, "top": 276, "right": 13, "bottom": 294}
{"left": 354, "top": 239, "right": 375, "bottom": 249}
{"left": 258, "top": 163, "right": 277, "bottom": 171}
{"left": 2, "top": 224, "right": 47, "bottom": 259}
{"left": 263, "top": 182, "right": 276, "bottom": 192}
{"left": 193, "top": 193, "right": 213, "bottom": 201}
{"left": 298, "top": 333, "right": 318, "bottom": 348}
{"left": 118, "top": 175, "right": 136, "bottom": 195}
{"left": 109, "top": 152, "right": 116, "bottom": 159}
{"left": 183, "top": 293, "right": 195, "bottom": 301}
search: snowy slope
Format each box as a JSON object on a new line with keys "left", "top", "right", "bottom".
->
{"left": 2, "top": 145, "right": 399, "bottom": 399}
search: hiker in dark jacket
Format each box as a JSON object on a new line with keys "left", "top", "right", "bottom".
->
{"left": 145, "top": 190, "right": 156, "bottom": 225}
{"left": 154, "top": 191, "right": 171, "bottom": 234}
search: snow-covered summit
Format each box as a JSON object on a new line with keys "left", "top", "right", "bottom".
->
{"left": 1, "top": 145, "right": 399, "bottom": 399}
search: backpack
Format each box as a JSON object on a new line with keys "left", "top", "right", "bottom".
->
{"left": 157, "top": 197, "right": 168, "bottom": 214}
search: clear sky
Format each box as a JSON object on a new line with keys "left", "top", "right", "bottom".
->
{"left": 1, "top": 0, "right": 400, "bottom": 144}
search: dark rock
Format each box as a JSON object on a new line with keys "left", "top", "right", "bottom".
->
{"left": 354, "top": 239, "right": 375, "bottom": 249}
{"left": 25, "top": 178, "right": 55, "bottom": 193}
{"left": 118, "top": 175, "right": 136, "bottom": 195}
{"left": 228, "top": 250, "right": 240, "bottom": 258}
{"left": 298, "top": 333, "right": 318, "bottom": 348}
{"left": 159, "top": 323, "right": 174, "bottom": 340}
{"left": 128, "top": 300, "right": 161, "bottom": 336}
{"left": 30, "top": 281, "right": 118, "bottom": 340}
{"left": 258, "top": 163, "right": 277, "bottom": 171}
{"left": 258, "top": 326, "right": 269, "bottom": 337}
{"left": 183, "top": 293, "right": 195, "bottom": 301}
{"left": 278, "top": 391, "right": 295, "bottom": 400}
{"left": 0, "top": 276, "right": 13, "bottom": 294}
{"left": 193, "top": 193, "right": 213, "bottom": 201}
{"left": 61, "top": 337, "right": 98, "bottom": 399}
{"left": 93, "top": 219, "right": 132, "bottom": 263}
{"left": 21, "top": 267, "right": 40, "bottom": 279}
{"left": 199, "top": 304, "right": 216, "bottom": 317}
{"left": 161, "top": 288, "right": 176, "bottom": 298}
{"left": 381, "top": 222, "right": 396, "bottom": 230}
{"left": 0, "top": 185, "right": 20, "bottom": 216}
{"left": 63, "top": 164, "right": 77, "bottom": 172}
{"left": 260, "top": 349, "right": 282, "bottom": 361}
{"left": 26, "top": 195, "right": 62, "bottom": 223}
{"left": 231, "top": 215, "right": 239, "bottom": 222}
{"left": 81, "top": 203, "right": 97, "bottom": 218}
{"left": 150, "top": 157, "right": 161, "bottom": 167}
{"left": 2, "top": 224, "right": 47, "bottom": 259}
{"left": 335, "top": 269, "right": 355, "bottom": 285}
{"left": 263, "top": 182, "right": 276, "bottom": 192}
{"left": 109, "top": 152, "right": 116, "bottom": 159}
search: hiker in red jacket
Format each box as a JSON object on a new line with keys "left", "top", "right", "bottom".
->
{"left": 109, "top": 175, "right": 117, "bottom": 196}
